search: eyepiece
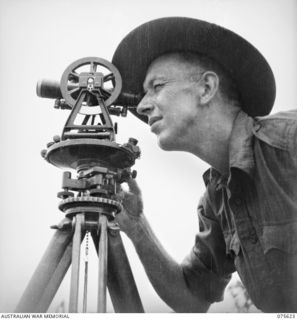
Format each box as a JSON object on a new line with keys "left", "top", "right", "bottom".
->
{"left": 115, "top": 92, "right": 142, "bottom": 107}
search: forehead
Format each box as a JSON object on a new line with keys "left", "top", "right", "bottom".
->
{"left": 143, "top": 53, "right": 198, "bottom": 87}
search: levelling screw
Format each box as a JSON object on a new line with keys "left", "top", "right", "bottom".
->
{"left": 53, "top": 135, "right": 61, "bottom": 142}
{"left": 128, "top": 137, "right": 138, "bottom": 145}
{"left": 41, "top": 149, "right": 47, "bottom": 158}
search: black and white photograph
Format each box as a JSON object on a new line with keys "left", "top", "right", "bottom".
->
{"left": 0, "top": 0, "right": 296, "bottom": 315}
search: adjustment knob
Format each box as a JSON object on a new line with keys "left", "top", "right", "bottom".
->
{"left": 41, "top": 149, "right": 47, "bottom": 158}
{"left": 57, "top": 191, "right": 75, "bottom": 199}
{"left": 53, "top": 135, "right": 61, "bottom": 143}
{"left": 128, "top": 138, "right": 138, "bottom": 145}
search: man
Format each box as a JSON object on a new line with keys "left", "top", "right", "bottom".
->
{"left": 111, "top": 17, "right": 297, "bottom": 312}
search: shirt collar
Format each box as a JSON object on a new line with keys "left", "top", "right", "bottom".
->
{"left": 228, "top": 110, "right": 255, "bottom": 177}
{"left": 203, "top": 111, "right": 255, "bottom": 187}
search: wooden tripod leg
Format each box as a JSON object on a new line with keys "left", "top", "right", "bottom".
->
{"left": 97, "top": 215, "right": 108, "bottom": 312}
{"left": 92, "top": 228, "right": 144, "bottom": 313}
{"left": 15, "top": 229, "right": 73, "bottom": 312}
{"left": 69, "top": 214, "right": 84, "bottom": 312}
{"left": 35, "top": 241, "right": 73, "bottom": 312}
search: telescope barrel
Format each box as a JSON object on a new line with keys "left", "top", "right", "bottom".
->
{"left": 36, "top": 79, "right": 63, "bottom": 99}
{"left": 114, "top": 92, "right": 141, "bottom": 107}
{"left": 36, "top": 79, "right": 80, "bottom": 99}
{"left": 36, "top": 79, "right": 141, "bottom": 107}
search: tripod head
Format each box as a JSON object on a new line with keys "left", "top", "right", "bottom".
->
{"left": 38, "top": 57, "right": 141, "bottom": 221}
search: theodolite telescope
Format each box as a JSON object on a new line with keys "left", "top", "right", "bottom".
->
{"left": 16, "top": 57, "right": 145, "bottom": 313}
{"left": 36, "top": 57, "right": 141, "bottom": 113}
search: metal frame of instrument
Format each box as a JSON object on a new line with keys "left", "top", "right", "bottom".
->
{"left": 15, "top": 57, "right": 144, "bottom": 313}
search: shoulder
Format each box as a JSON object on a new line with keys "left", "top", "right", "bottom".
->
{"left": 252, "top": 110, "right": 297, "bottom": 151}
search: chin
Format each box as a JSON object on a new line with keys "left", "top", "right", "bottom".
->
{"left": 157, "top": 135, "right": 179, "bottom": 151}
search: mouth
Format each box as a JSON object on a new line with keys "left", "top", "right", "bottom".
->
{"left": 148, "top": 116, "right": 162, "bottom": 127}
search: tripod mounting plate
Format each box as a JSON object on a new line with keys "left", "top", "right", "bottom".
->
{"left": 59, "top": 196, "right": 123, "bottom": 218}
{"left": 45, "top": 138, "right": 136, "bottom": 170}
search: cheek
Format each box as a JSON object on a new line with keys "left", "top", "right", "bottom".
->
{"left": 157, "top": 91, "right": 182, "bottom": 121}
{"left": 157, "top": 88, "right": 198, "bottom": 134}
{"left": 167, "top": 100, "right": 197, "bottom": 130}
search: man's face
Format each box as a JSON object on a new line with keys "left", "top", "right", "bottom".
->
{"left": 137, "top": 54, "right": 202, "bottom": 151}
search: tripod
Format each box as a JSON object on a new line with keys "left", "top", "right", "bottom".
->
{"left": 15, "top": 168, "right": 143, "bottom": 313}
{"left": 15, "top": 57, "right": 144, "bottom": 313}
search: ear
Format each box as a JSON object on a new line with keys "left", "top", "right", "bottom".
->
{"left": 198, "top": 71, "right": 219, "bottom": 105}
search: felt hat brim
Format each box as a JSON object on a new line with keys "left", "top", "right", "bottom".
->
{"left": 112, "top": 17, "right": 276, "bottom": 122}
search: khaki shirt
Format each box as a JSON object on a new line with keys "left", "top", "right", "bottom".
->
{"left": 182, "top": 110, "right": 297, "bottom": 312}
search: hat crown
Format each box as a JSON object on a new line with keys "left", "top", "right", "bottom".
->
{"left": 112, "top": 17, "right": 276, "bottom": 121}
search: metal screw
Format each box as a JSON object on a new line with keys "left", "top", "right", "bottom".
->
{"left": 131, "top": 170, "right": 137, "bottom": 179}
{"left": 128, "top": 137, "right": 138, "bottom": 145}
{"left": 53, "top": 135, "right": 61, "bottom": 143}
{"left": 41, "top": 149, "right": 47, "bottom": 158}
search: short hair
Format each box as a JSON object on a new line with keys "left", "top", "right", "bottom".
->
{"left": 176, "top": 52, "right": 242, "bottom": 106}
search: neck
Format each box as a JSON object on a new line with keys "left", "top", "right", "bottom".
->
{"left": 202, "top": 139, "right": 231, "bottom": 176}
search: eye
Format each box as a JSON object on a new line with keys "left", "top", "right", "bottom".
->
{"left": 153, "top": 82, "right": 165, "bottom": 91}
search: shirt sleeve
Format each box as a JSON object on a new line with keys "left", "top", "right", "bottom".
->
{"left": 181, "top": 191, "right": 235, "bottom": 303}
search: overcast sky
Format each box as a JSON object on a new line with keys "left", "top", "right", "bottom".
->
{"left": 0, "top": 0, "right": 296, "bottom": 314}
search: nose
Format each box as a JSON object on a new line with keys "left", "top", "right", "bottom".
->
{"left": 136, "top": 93, "right": 154, "bottom": 116}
